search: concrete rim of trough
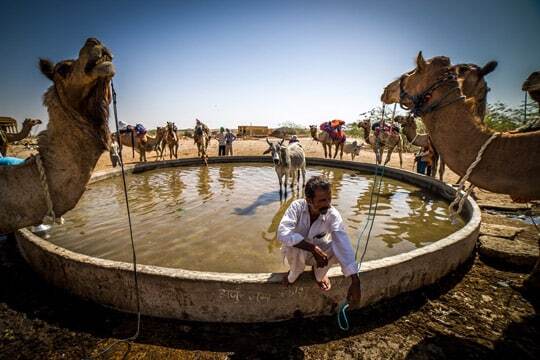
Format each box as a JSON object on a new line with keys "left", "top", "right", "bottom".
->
{"left": 16, "top": 156, "right": 481, "bottom": 322}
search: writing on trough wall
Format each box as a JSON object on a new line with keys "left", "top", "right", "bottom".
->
{"left": 217, "top": 286, "right": 307, "bottom": 304}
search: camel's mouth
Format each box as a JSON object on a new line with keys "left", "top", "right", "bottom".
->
{"left": 84, "top": 44, "right": 115, "bottom": 78}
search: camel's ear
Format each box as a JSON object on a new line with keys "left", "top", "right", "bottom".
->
{"left": 480, "top": 61, "right": 498, "bottom": 77}
{"left": 39, "top": 58, "right": 55, "bottom": 80}
{"left": 416, "top": 51, "right": 426, "bottom": 72}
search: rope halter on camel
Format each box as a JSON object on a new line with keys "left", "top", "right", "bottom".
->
{"left": 34, "top": 154, "right": 64, "bottom": 225}
{"left": 448, "top": 132, "right": 500, "bottom": 222}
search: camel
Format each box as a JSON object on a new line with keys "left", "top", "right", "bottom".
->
{"left": 309, "top": 125, "right": 345, "bottom": 159}
{"left": 154, "top": 126, "right": 167, "bottom": 160}
{"left": 384, "top": 53, "right": 540, "bottom": 296}
{"left": 381, "top": 60, "right": 497, "bottom": 120}
{"left": 115, "top": 130, "right": 160, "bottom": 162}
{"left": 394, "top": 115, "right": 443, "bottom": 180}
{"left": 0, "top": 38, "right": 114, "bottom": 234}
{"left": 164, "top": 121, "right": 179, "bottom": 159}
{"left": 194, "top": 121, "right": 210, "bottom": 163}
{"left": 358, "top": 119, "right": 403, "bottom": 168}
{"left": 384, "top": 61, "right": 497, "bottom": 181}
{"left": 383, "top": 52, "right": 540, "bottom": 199}
{"left": 0, "top": 118, "right": 42, "bottom": 156}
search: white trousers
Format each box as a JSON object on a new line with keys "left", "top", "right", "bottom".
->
{"left": 282, "top": 244, "right": 338, "bottom": 283}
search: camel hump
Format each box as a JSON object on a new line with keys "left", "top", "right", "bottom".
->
{"left": 480, "top": 61, "right": 498, "bottom": 77}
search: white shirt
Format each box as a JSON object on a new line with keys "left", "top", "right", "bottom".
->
{"left": 277, "top": 199, "right": 359, "bottom": 277}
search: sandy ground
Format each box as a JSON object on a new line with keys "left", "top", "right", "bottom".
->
{"left": 1, "top": 137, "right": 538, "bottom": 359}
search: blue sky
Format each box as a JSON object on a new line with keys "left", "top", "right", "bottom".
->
{"left": 1, "top": 0, "right": 539, "bottom": 131}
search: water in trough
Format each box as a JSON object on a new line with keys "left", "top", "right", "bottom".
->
{"left": 47, "top": 163, "right": 464, "bottom": 273}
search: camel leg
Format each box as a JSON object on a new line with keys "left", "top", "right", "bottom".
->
{"left": 431, "top": 155, "right": 438, "bottom": 179}
{"left": 328, "top": 144, "right": 332, "bottom": 158}
{"left": 439, "top": 160, "right": 445, "bottom": 182}
{"left": 398, "top": 143, "right": 403, "bottom": 168}
{"left": 384, "top": 146, "right": 394, "bottom": 165}
{"left": 340, "top": 144, "right": 344, "bottom": 160}
{"left": 333, "top": 143, "right": 339, "bottom": 159}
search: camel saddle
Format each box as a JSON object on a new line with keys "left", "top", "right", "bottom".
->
{"left": 320, "top": 120, "right": 346, "bottom": 143}
{"left": 374, "top": 123, "right": 399, "bottom": 138}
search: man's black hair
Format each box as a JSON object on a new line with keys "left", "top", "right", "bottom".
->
{"left": 305, "top": 175, "right": 331, "bottom": 199}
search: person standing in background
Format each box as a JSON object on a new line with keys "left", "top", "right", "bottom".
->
{"left": 225, "top": 128, "right": 237, "bottom": 156}
{"left": 216, "top": 127, "right": 226, "bottom": 156}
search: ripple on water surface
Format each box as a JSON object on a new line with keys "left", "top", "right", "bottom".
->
{"left": 47, "top": 164, "right": 464, "bottom": 273}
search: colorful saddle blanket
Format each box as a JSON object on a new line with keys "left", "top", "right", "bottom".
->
{"left": 134, "top": 123, "right": 147, "bottom": 136}
{"left": 374, "top": 123, "right": 399, "bottom": 137}
{"left": 320, "top": 120, "right": 346, "bottom": 143}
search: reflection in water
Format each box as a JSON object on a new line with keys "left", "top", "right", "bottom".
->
{"left": 262, "top": 194, "right": 297, "bottom": 253}
{"left": 320, "top": 168, "right": 345, "bottom": 198}
{"left": 197, "top": 166, "right": 212, "bottom": 200}
{"left": 218, "top": 164, "right": 234, "bottom": 190}
{"left": 48, "top": 164, "right": 465, "bottom": 273}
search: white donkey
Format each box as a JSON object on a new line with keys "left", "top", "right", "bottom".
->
{"left": 263, "top": 138, "right": 306, "bottom": 194}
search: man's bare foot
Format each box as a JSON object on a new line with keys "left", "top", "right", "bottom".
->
{"left": 312, "top": 267, "right": 331, "bottom": 291}
{"left": 316, "top": 276, "right": 332, "bottom": 291}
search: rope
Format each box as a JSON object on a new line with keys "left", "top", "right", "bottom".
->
{"left": 524, "top": 92, "right": 528, "bottom": 123}
{"left": 35, "top": 154, "right": 63, "bottom": 225}
{"left": 410, "top": 133, "right": 419, "bottom": 145}
{"left": 338, "top": 115, "right": 389, "bottom": 330}
{"left": 448, "top": 132, "right": 499, "bottom": 221}
{"left": 88, "top": 80, "right": 141, "bottom": 359}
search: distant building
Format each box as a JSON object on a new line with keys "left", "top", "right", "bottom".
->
{"left": 0, "top": 117, "right": 18, "bottom": 134}
{"left": 237, "top": 125, "right": 270, "bottom": 137}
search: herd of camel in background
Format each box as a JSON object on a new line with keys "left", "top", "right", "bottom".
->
{"left": 102, "top": 57, "right": 501, "bottom": 187}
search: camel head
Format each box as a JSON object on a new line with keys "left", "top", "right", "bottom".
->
{"left": 22, "top": 118, "right": 42, "bottom": 128}
{"left": 523, "top": 71, "right": 540, "bottom": 92}
{"left": 522, "top": 71, "right": 540, "bottom": 104}
{"left": 39, "top": 38, "right": 114, "bottom": 144}
{"left": 381, "top": 60, "right": 497, "bottom": 109}
{"left": 394, "top": 115, "right": 415, "bottom": 130}
{"left": 381, "top": 77, "right": 402, "bottom": 104}
{"left": 392, "top": 52, "right": 454, "bottom": 112}
{"left": 309, "top": 125, "right": 317, "bottom": 137}
{"left": 358, "top": 119, "right": 370, "bottom": 130}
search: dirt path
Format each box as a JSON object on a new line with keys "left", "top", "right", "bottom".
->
{"left": 2, "top": 137, "right": 538, "bottom": 359}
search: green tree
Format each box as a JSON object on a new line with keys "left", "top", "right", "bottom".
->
{"left": 484, "top": 101, "right": 538, "bottom": 132}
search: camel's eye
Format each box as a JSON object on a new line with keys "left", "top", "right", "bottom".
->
{"left": 56, "top": 62, "right": 73, "bottom": 78}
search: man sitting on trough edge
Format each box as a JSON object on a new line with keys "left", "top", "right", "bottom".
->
{"left": 277, "top": 175, "right": 361, "bottom": 304}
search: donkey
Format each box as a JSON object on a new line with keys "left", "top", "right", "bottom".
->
{"left": 263, "top": 138, "right": 306, "bottom": 194}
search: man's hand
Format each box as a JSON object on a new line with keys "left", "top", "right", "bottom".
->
{"left": 312, "top": 245, "right": 328, "bottom": 268}
{"left": 347, "top": 274, "right": 361, "bottom": 304}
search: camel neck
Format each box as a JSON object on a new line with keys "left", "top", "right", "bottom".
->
{"left": 421, "top": 94, "right": 540, "bottom": 199}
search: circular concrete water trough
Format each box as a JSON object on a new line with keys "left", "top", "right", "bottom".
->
{"left": 16, "top": 156, "right": 481, "bottom": 323}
